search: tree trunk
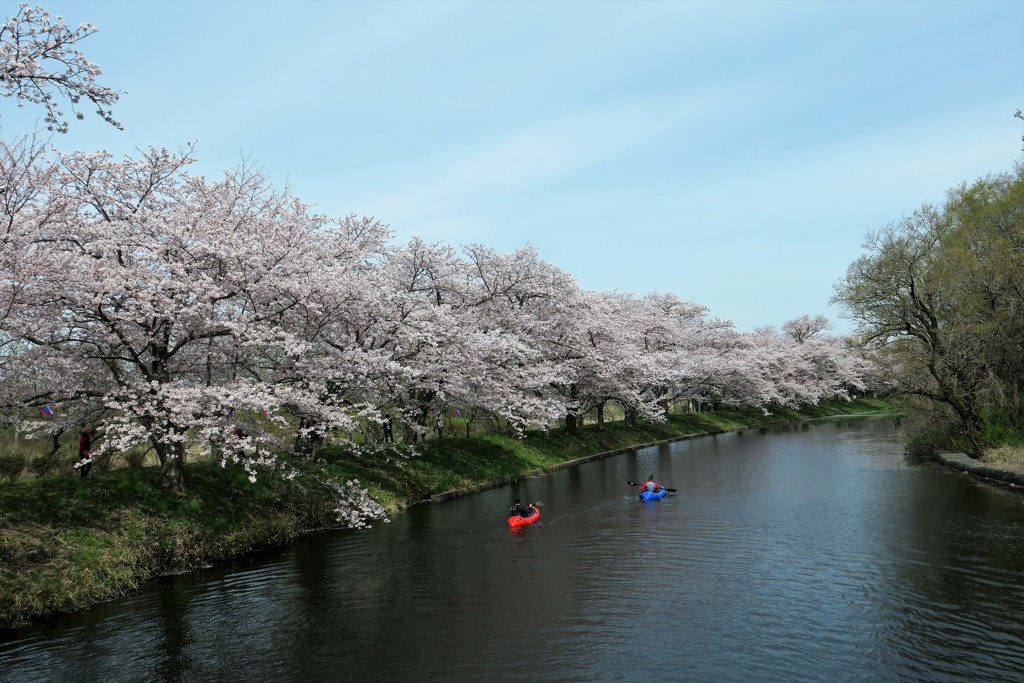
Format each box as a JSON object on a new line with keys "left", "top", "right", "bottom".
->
{"left": 1010, "top": 381, "right": 1021, "bottom": 431}
{"left": 405, "top": 389, "right": 437, "bottom": 445}
{"left": 960, "top": 406, "right": 987, "bottom": 458}
{"left": 295, "top": 417, "right": 325, "bottom": 460}
{"left": 658, "top": 399, "right": 671, "bottom": 419}
{"left": 563, "top": 383, "right": 579, "bottom": 433}
{"left": 155, "top": 440, "right": 185, "bottom": 493}
{"left": 47, "top": 428, "right": 64, "bottom": 457}
{"left": 624, "top": 406, "right": 638, "bottom": 427}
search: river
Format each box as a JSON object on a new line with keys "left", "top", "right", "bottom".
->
{"left": 3, "top": 416, "right": 1024, "bottom": 682}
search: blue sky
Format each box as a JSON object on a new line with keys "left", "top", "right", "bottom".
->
{"left": 3, "top": 0, "right": 1022, "bottom": 334}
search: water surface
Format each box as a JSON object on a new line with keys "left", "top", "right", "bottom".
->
{"left": 4, "top": 417, "right": 1024, "bottom": 682}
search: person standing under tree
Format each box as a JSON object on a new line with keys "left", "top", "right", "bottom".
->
{"left": 77, "top": 424, "right": 94, "bottom": 478}
{"left": 382, "top": 414, "right": 394, "bottom": 443}
{"left": 434, "top": 412, "right": 443, "bottom": 438}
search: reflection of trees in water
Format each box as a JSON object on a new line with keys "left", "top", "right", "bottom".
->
{"left": 154, "top": 576, "right": 196, "bottom": 683}
{"left": 873, "top": 468, "right": 1024, "bottom": 678}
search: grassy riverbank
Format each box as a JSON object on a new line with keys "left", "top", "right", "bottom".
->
{"left": 982, "top": 444, "right": 1024, "bottom": 471}
{"left": 0, "top": 398, "right": 891, "bottom": 629}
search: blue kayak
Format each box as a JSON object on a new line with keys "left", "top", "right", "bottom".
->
{"left": 639, "top": 488, "right": 667, "bottom": 500}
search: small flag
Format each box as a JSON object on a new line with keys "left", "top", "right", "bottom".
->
{"left": 39, "top": 405, "right": 54, "bottom": 418}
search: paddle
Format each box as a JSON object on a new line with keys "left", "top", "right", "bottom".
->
{"left": 627, "top": 481, "right": 677, "bottom": 492}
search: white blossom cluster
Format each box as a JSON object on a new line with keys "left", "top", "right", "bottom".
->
{"left": 0, "top": 4, "right": 120, "bottom": 132}
{"left": 329, "top": 479, "right": 389, "bottom": 530}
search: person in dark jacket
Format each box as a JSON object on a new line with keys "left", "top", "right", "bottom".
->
{"left": 77, "top": 424, "right": 94, "bottom": 478}
{"left": 509, "top": 498, "right": 534, "bottom": 517}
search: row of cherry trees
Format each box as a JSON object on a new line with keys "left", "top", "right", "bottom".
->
{"left": 0, "top": 135, "right": 875, "bottom": 490}
{"left": 0, "top": 5, "right": 876, "bottom": 493}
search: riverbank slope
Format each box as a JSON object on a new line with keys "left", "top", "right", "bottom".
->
{"left": 0, "top": 399, "right": 892, "bottom": 629}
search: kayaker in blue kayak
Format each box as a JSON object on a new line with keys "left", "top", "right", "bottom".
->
{"left": 639, "top": 475, "right": 662, "bottom": 493}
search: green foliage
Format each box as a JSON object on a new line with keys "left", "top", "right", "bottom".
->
{"left": 0, "top": 436, "right": 58, "bottom": 482}
{"left": 902, "top": 427, "right": 950, "bottom": 457}
{"left": 980, "top": 411, "right": 1024, "bottom": 448}
{"left": 0, "top": 458, "right": 347, "bottom": 627}
{"left": 833, "top": 164, "right": 1024, "bottom": 455}
{"left": 28, "top": 452, "right": 64, "bottom": 479}
{"left": 121, "top": 445, "right": 152, "bottom": 468}
{"left": 895, "top": 397, "right": 967, "bottom": 456}
{"left": 0, "top": 452, "right": 27, "bottom": 483}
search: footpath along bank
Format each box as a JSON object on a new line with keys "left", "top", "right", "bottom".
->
{"left": 2, "top": 399, "right": 895, "bottom": 629}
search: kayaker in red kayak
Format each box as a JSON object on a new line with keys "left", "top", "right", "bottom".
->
{"left": 509, "top": 499, "right": 534, "bottom": 517}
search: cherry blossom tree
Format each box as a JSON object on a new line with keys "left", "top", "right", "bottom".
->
{"left": 1, "top": 3, "right": 121, "bottom": 133}
{"left": 0, "top": 129, "right": 877, "bottom": 485}
{"left": 230, "top": 213, "right": 393, "bottom": 460}
{"left": 444, "top": 246, "right": 569, "bottom": 433}
{"left": 631, "top": 292, "right": 731, "bottom": 419}
{"left": 352, "top": 241, "right": 572, "bottom": 442}
{"left": 719, "top": 318, "right": 869, "bottom": 410}
{"left": 0, "top": 146, "right": 383, "bottom": 491}
{"left": 781, "top": 316, "right": 871, "bottom": 403}
{"left": 782, "top": 313, "right": 830, "bottom": 344}
{"left": 360, "top": 237, "right": 467, "bottom": 443}
{"left": 560, "top": 290, "right": 655, "bottom": 429}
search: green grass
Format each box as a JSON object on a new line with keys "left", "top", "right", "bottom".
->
{"left": 0, "top": 459, "right": 342, "bottom": 628}
{"left": 0, "top": 398, "right": 893, "bottom": 629}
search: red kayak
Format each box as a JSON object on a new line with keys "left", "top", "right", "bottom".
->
{"left": 507, "top": 505, "right": 540, "bottom": 527}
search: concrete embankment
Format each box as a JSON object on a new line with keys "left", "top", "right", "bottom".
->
{"left": 934, "top": 452, "right": 1024, "bottom": 488}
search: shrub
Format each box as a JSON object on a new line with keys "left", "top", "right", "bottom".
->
{"left": 29, "top": 450, "right": 69, "bottom": 478}
{"left": 122, "top": 445, "right": 152, "bottom": 468}
{"left": 0, "top": 451, "right": 27, "bottom": 483}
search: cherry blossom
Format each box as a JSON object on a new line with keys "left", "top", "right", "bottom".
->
{"left": 1, "top": 3, "right": 121, "bottom": 132}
